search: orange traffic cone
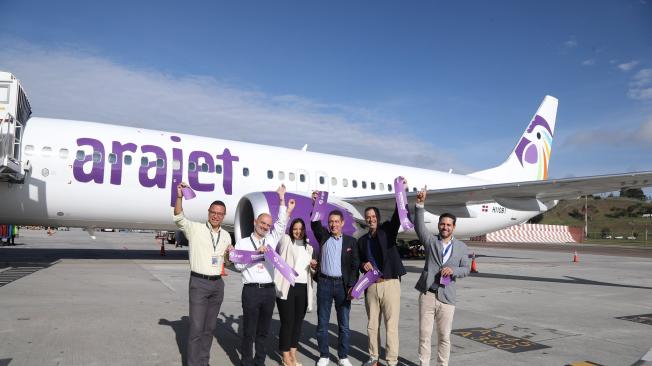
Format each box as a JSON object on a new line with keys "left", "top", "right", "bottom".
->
{"left": 160, "top": 239, "right": 166, "bottom": 256}
{"left": 220, "top": 263, "right": 228, "bottom": 276}
{"left": 470, "top": 252, "right": 478, "bottom": 273}
{"left": 572, "top": 250, "right": 578, "bottom": 263}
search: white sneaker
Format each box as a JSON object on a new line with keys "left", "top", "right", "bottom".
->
{"left": 362, "top": 359, "right": 380, "bottom": 366}
{"left": 337, "top": 358, "right": 353, "bottom": 366}
{"left": 316, "top": 357, "right": 330, "bottom": 366}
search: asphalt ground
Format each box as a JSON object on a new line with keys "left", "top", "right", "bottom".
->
{"left": 1, "top": 229, "right": 651, "bottom": 366}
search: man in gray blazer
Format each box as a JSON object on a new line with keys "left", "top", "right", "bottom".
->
{"left": 413, "top": 187, "right": 470, "bottom": 366}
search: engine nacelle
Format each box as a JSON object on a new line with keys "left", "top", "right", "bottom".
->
{"left": 234, "top": 192, "right": 365, "bottom": 253}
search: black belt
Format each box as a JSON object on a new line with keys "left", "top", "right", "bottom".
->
{"left": 428, "top": 288, "right": 438, "bottom": 295}
{"left": 319, "top": 273, "right": 343, "bottom": 281}
{"left": 191, "top": 271, "right": 221, "bottom": 281}
{"left": 244, "top": 282, "right": 275, "bottom": 288}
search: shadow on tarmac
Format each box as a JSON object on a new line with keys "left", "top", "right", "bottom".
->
{"left": 0, "top": 248, "right": 188, "bottom": 266}
{"left": 160, "top": 312, "right": 419, "bottom": 366}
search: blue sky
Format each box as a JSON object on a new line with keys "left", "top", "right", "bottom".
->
{"left": 1, "top": 0, "right": 651, "bottom": 181}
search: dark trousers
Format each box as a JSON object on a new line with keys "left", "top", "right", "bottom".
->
{"left": 241, "top": 285, "right": 276, "bottom": 366}
{"left": 316, "top": 278, "right": 351, "bottom": 359}
{"left": 277, "top": 283, "right": 308, "bottom": 352}
{"left": 188, "top": 276, "right": 225, "bottom": 366}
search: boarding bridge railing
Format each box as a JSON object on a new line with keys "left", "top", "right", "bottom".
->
{"left": 0, "top": 112, "right": 24, "bottom": 182}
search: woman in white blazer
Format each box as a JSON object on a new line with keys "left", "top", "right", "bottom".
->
{"left": 274, "top": 217, "right": 315, "bottom": 366}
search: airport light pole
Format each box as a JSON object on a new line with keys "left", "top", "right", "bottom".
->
{"left": 584, "top": 195, "right": 588, "bottom": 240}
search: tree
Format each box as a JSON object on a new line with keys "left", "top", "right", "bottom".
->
{"left": 528, "top": 214, "right": 544, "bottom": 224}
{"left": 620, "top": 188, "right": 646, "bottom": 200}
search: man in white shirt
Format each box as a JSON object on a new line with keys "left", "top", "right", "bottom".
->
{"left": 173, "top": 182, "right": 234, "bottom": 366}
{"left": 234, "top": 185, "right": 295, "bottom": 366}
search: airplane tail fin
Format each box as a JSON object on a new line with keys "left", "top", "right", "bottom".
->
{"left": 469, "top": 95, "right": 558, "bottom": 183}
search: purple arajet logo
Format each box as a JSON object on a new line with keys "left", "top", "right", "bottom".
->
{"left": 71, "top": 135, "right": 240, "bottom": 206}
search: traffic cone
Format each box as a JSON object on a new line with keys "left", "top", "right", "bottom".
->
{"left": 572, "top": 250, "right": 578, "bottom": 263}
{"left": 220, "top": 263, "right": 228, "bottom": 276}
{"left": 160, "top": 239, "right": 166, "bottom": 256}
{"left": 470, "top": 252, "right": 478, "bottom": 273}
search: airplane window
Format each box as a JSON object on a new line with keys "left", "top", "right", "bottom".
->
{"left": 342, "top": 178, "right": 348, "bottom": 187}
{"left": 388, "top": 183, "right": 392, "bottom": 192}
{"left": 42, "top": 146, "right": 52, "bottom": 156}
{"left": 331, "top": 177, "right": 337, "bottom": 186}
{"left": 172, "top": 160, "right": 181, "bottom": 170}
{"left": 243, "top": 167, "right": 250, "bottom": 177}
{"left": 93, "top": 151, "right": 102, "bottom": 163}
{"left": 59, "top": 148, "right": 69, "bottom": 159}
{"left": 352, "top": 180, "right": 358, "bottom": 188}
{"left": 108, "top": 153, "right": 117, "bottom": 164}
{"left": 215, "top": 164, "right": 222, "bottom": 174}
{"left": 300, "top": 174, "right": 305, "bottom": 182}
{"left": 371, "top": 182, "right": 376, "bottom": 190}
{"left": 413, "top": 187, "right": 417, "bottom": 192}
{"left": 289, "top": 172, "right": 295, "bottom": 181}
{"left": 75, "top": 150, "right": 85, "bottom": 161}
{"left": 141, "top": 157, "right": 149, "bottom": 167}
{"left": 267, "top": 170, "right": 273, "bottom": 179}
{"left": 24, "top": 145, "right": 35, "bottom": 156}
{"left": 379, "top": 183, "right": 385, "bottom": 191}
{"left": 188, "top": 161, "right": 196, "bottom": 171}
{"left": 279, "top": 171, "right": 285, "bottom": 180}
{"left": 124, "top": 155, "right": 132, "bottom": 165}
{"left": 200, "top": 163, "right": 208, "bottom": 172}
{"left": 159, "top": 159, "right": 167, "bottom": 169}
{"left": 319, "top": 176, "right": 325, "bottom": 184}
{"left": 362, "top": 181, "right": 367, "bottom": 189}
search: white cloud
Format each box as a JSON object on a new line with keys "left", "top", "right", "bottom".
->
{"left": 563, "top": 37, "right": 578, "bottom": 49}
{"left": 563, "top": 117, "right": 652, "bottom": 145}
{"left": 618, "top": 60, "right": 639, "bottom": 71}
{"left": 0, "top": 39, "right": 463, "bottom": 171}
{"left": 627, "top": 68, "right": 652, "bottom": 100}
{"left": 582, "top": 59, "right": 595, "bottom": 66}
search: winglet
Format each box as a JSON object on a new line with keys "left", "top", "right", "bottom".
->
{"left": 469, "top": 96, "right": 558, "bottom": 183}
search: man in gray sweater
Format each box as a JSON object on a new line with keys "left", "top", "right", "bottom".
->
{"left": 413, "top": 187, "right": 471, "bottom": 366}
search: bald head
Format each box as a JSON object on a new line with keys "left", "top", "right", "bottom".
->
{"left": 253, "top": 213, "right": 273, "bottom": 239}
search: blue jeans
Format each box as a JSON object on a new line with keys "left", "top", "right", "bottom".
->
{"left": 316, "top": 277, "right": 351, "bottom": 359}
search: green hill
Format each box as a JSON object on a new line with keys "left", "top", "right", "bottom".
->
{"left": 538, "top": 196, "right": 652, "bottom": 243}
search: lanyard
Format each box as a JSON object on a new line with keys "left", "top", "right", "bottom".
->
{"left": 250, "top": 236, "right": 265, "bottom": 250}
{"left": 206, "top": 223, "right": 221, "bottom": 252}
{"left": 442, "top": 242, "right": 452, "bottom": 258}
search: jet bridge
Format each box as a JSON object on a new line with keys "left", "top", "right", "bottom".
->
{"left": 0, "top": 72, "right": 31, "bottom": 182}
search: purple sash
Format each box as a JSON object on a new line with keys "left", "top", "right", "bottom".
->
{"left": 351, "top": 268, "right": 382, "bottom": 299}
{"left": 393, "top": 177, "right": 414, "bottom": 231}
{"left": 440, "top": 275, "right": 451, "bottom": 286}
{"left": 229, "top": 249, "right": 265, "bottom": 264}
{"left": 181, "top": 187, "right": 196, "bottom": 200}
{"left": 264, "top": 245, "right": 299, "bottom": 285}
{"left": 311, "top": 191, "right": 329, "bottom": 222}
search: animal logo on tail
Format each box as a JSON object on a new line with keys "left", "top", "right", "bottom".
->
{"left": 514, "top": 115, "right": 553, "bottom": 180}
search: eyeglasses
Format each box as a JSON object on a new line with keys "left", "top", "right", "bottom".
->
{"left": 208, "top": 210, "right": 226, "bottom": 217}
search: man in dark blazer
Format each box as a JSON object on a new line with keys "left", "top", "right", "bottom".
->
{"left": 310, "top": 193, "right": 360, "bottom": 366}
{"left": 357, "top": 202, "right": 407, "bottom": 366}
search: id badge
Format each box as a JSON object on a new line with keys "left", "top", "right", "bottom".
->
{"left": 211, "top": 255, "right": 219, "bottom": 268}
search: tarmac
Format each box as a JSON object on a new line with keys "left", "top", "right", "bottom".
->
{"left": 1, "top": 229, "right": 651, "bottom": 366}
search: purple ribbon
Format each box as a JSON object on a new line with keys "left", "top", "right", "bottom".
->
{"left": 264, "top": 245, "right": 299, "bottom": 285}
{"left": 440, "top": 275, "right": 451, "bottom": 286}
{"left": 181, "top": 187, "right": 196, "bottom": 200}
{"left": 393, "top": 177, "right": 414, "bottom": 231}
{"left": 229, "top": 249, "right": 265, "bottom": 264}
{"left": 351, "top": 268, "right": 382, "bottom": 299}
{"left": 311, "top": 191, "right": 329, "bottom": 222}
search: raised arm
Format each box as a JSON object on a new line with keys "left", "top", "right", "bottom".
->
{"left": 268, "top": 185, "right": 290, "bottom": 248}
{"left": 414, "top": 186, "right": 437, "bottom": 246}
{"left": 173, "top": 182, "right": 187, "bottom": 215}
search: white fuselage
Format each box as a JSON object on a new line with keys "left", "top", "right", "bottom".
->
{"left": 0, "top": 117, "right": 540, "bottom": 238}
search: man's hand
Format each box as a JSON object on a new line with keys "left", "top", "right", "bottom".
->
{"left": 258, "top": 245, "right": 269, "bottom": 254}
{"left": 347, "top": 287, "right": 354, "bottom": 300}
{"left": 416, "top": 185, "right": 428, "bottom": 204}
{"left": 310, "top": 259, "right": 318, "bottom": 270}
{"left": 177, "top": 182, "right": 189, "bottom": 198}
{"left": 287, "top": 199, "right": 296, "bottom": 215}
{"left": 277, "top": 184, "right": 286, "bottom": 203}
{"left": 440, "top": 266, "right": 453, "bottom": 277}
{"left": 362, "top": 262, "right": 373, "bottom": 272}
{"left": 226, "top": 244, "right": 234, "bottom": 252}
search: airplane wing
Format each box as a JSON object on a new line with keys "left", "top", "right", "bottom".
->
{"left": 343, "top": 171, "right": 652, "bottom": 217}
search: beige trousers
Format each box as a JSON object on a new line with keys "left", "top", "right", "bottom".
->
{"left": 365, "top": 278, "right": 401, "bottom": 366}
{"left": 418, "top": 291, "right": 455, "bottom": 366}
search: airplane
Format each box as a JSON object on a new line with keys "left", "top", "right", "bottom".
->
{"left": 1, "top": 71, "right": 651, "bottom": 248}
